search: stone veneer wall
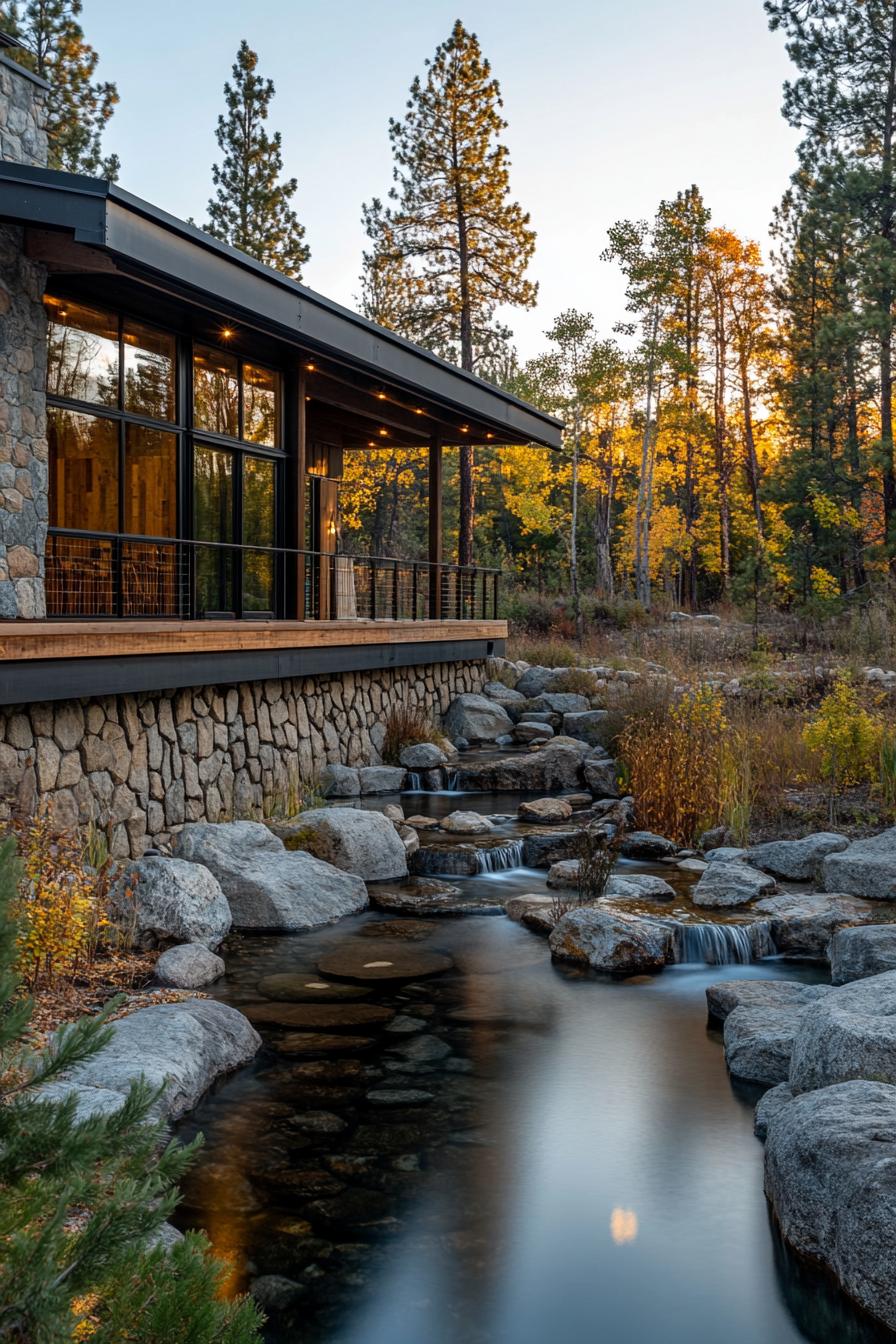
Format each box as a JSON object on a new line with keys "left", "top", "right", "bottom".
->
{"left": 0, "top": 50, "right": 50, "bottom": 619}
{"left": 0, "top": 661, "right": 489, "bottom": 857}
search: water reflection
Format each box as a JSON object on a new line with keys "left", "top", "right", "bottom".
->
{"left": 174, "top": 914, "right": 893, "bottom": 1344}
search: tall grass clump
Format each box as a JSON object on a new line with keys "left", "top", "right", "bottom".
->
{"left": 617, "top": 685, "right": 728, "bottom": 846}
{"left": 382, "top": 704, "right": 438, "bottom": 765}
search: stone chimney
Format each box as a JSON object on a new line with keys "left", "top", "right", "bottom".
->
{"left": 0, "top": 33, "right": 50, "bottom": 619}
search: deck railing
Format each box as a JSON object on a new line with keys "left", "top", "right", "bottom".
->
{"left": 45, "top": 528, "right": 500, "bottom": 623}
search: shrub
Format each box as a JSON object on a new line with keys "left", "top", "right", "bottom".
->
{"left": 802, "top": 676, "right": 881, "bottom": 819}
{"left": 382, "top": 704, "right": 438, "bottom": 765}
{"left": 505, "top": 637, "right": 581, "bottom": 669}
{"left": 617, "top": 685, "right": 728, "bottom": 846}
{"left": 550, "top": 668, "right": 601, "bottom": 698}
{"left": 0, "top": 838, "right": 263, "bottom": 1343}
{"left": 500, "top": 589, "right": 559, "bottom": 635}
{"left": 880, "top": 729, "right": 896, "bottom": 817}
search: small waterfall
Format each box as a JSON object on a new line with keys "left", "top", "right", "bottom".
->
{"left": 402, "top": 767, "right": 463, "bottom": 793}
{"left": 478, "top": 838, "right": 525, "bottom": 874}
{"left": 406, "top": 771, "right": 423, "bottom": 791}
{"left": 670, "top": 919, "right": 774, "bottom": 966}
{"left": 447, "top": 769, "right": 460, "bottom": 791}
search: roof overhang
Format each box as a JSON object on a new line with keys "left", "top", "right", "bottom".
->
{"left": 0, "top": 162, "right": 563, "bottom": 450}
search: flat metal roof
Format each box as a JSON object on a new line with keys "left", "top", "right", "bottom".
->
{"left": 0, "top": 161, "right": 563, "bottom": 449}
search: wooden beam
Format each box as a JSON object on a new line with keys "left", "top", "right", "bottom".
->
{"left": 428, "top": 431, "right": 443, "bottom": 619}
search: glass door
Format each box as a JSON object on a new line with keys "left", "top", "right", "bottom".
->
{"left": 242, "top": 455, "right": 276, "bottom": 616}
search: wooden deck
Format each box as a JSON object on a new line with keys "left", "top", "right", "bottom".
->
{"left": 0, "top": 618, "right": 508, "bottom": 663}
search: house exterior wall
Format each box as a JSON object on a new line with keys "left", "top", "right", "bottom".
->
{"left": 0, "top": 660, "right": 490, "bottom": 857}
{"left": 0, "top": 50, "right": 49, "bottom": 620}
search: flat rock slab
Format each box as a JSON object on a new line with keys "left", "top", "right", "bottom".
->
{"left": 755, "top": 892, "right": 875, "bottom": 958}
{"left": 820, "top": 826, "right": 896, "bottom": 899}
{"left": 706, "top": 978, "right": 833, "bottom": 1022}
{"left": 518, "top": 797, "right": 574, "bottom": 824}
{"left": 746, "top": 832, "right": 848, "bottom": 881}
{"left": 271, "top": 1033, "right": 377, "bottom": 1056}
{"left": 316, "top": 943, "right": 454, "bottom": 983}
{"left": 692, "top": 861, "right": 777, "bottom": 908}
{"left": 256, "top": 974, "right": 370, "bottom": 1003}
{"left": 242, "top": 1001, "right": 395, "bottom": 1031}
{"left": 765, "top": 1079, "right": 896, "bottom": 1332}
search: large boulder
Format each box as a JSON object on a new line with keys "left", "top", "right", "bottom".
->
{"left": 278, "top": 807, "right": 408, "bottom": 881}
{"left": 456, "top": 741, "right": 589, "bottom": 793}
{"left": 723, "top": 1003, "right": 811, "bottom": 1085}
{"left": 706, "top": 978, "right": 832, "bottom": 1022}
{"left": 319, "top": 763, "right": 360, "bottom": 798}
{"left": 513, "top": 721, "right": 554, "bottom": 743}
{"left": 562, "top": 710, "right": 608, "bottom": 744}
{"left": 764, "top": 1080, "right": 896, "bottom": 1332}
{"left": 442, "top": 694, "right": 512, "bottom": 744}
{"left": 830, "top": 924, "right": 896, "bottom": 985}
{"left": 692, "top": 861, "right": 776, "bottom": 908}
{"left": 582, "top": 756, "right": 619, "bottom": 797}
{"left": 358, "top": 765, "right": 406, "bottom": 795}
{"left": 753, "top": 1081, "right": 795, "bottom": 1140}
{"left": 820, "top": 827, "right": 896, "bottom": 899}
{"left": 549, "top": 906, "right": 673, "bottom": 976}
{"left": 790, "top": 970, "right": 896, "bottom": 1093}
{"left": 754, "top": 891, "right": 875, "bottom": 958}
{"left": 399, "top": 742, "right": 447, "bottom": 770}
{"left": 529, "top": 692, "right": 590, "bottom": 715}
{"left": 154, "top": 942, "right": 225, "bottom": 989}
{"left": 173, "top": 821, "right": 368, "bottom": 930}
{"left": 110, "top": 857, "right": 232, "bottom": 951}
{"left": 746, "top": 832, "right": 849, "bottom": 881}
{"left": 44, "top": 999, "right": 260, "bottom": 1121}
{"left": 481, "top": 680, "right": 526, "bottom": 707}
{"left": 515, "top": 666, "right": 557, "bottom": 698}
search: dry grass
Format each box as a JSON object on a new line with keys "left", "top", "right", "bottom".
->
{"left": 382, "top": 704, "right": 439, "bottom": 765}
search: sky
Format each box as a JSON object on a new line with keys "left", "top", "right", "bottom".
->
{"left": 83, "top": 0, "right": 800, "bottom": 362}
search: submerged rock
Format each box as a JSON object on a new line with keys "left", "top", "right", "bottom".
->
{"left": 275, "top": 806, "right": 408, "bottom": 881}
{"left": 173, "top": 822, "right": 368, "bottom": 931}
{"left": 820, "top": 827, "right": 896, "bottom": 899}
{"left": 110, "top": 856, "right": 232, "bottom": 951}
{"left": 830, "top": 924, "right": 896, "bottom": 984}
{"left": 442, "top": 694, "right": 513, "bottom": 744}
{"left": 790, "top": 969, "right": 896, "bottom": 1093}
{"left": 746, "top": 832, "right": 849, "bottom": 881}
{"left": 316, "top": 942, "right": 454, "bottom": 983}
{"left": 154, "top": 942, "right": 224, "bottom": 989}
{"left": 754, "top": 892, "right": 875, "bottom": 958}
{"left": 692, "top": 861, "right": 776, "bottom": 908}
{"left": 764, "top": 1079, "right": 896, "bottom": 1332}
{"left": 549, "top": 906, "right": 673, "bottom": 976}
{"left": 370, "top": 877, "right": 500, "bottom": 916}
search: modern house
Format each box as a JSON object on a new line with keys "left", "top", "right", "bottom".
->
{"left": 0, "top": 35, "right": 561, "bottom": 855}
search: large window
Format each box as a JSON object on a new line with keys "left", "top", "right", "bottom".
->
{"left": 192, "top": 345, "right": 280, "bottom": 448}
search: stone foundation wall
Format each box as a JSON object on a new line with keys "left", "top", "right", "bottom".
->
{"left": 0, "top": 660, "right": 489, "bottom": 857}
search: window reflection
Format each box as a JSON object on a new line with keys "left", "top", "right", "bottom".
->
{"left": 243, "top": 363, "right": 279, "bottom": 446}
{"left": 45, "top": 298, "right": 119, "bottom": 407}
{"left": 242, "top": 455, "right": 276, "bottom": 612}
{"left": 48, "top": 407, "right": 118, "bottom": 532}
{"left": 124, "top": 321, "right": 175, "bottom": 421}
{"left": 125, "top": 426, "right": 177, "bottom": 536}
{"left": 193, "top": 345, "right": 239, "bottom": 438}
{"left": 194, "top": 445, "right": 234, "bottom": 614}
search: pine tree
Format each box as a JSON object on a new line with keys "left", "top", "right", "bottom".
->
{"left": 0, "top": 0, "right": 119, "bottom": 177}
{"left": 204, "top": 40, "right": 309, "bottom": 281}
{"left": 373, "top": 19, "right": 537, "bottom": 565}
{"left": 0, "top": 837, "right": 263, "bottom": 1343}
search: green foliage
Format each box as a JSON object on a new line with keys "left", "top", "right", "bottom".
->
{"left": 0, "top": 838, "right": 263, "bottom": 1343}
{"left": 0, "top": 0, "right": 119, "bottom": 176}
{"left": 205, "top": 39, "right": 309, "bottom": 279}
{"left": 880, "top": 728, "right": 896, "bottom": 816}
{"left": 803, "top": 676, "right": 882, "bottom": 819}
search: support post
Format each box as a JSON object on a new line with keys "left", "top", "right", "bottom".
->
{"left": 428, "top": 431, "right": 443, "bottom": 620}
{"left": 295, "top": 366, "right": 307, "bottom": 618}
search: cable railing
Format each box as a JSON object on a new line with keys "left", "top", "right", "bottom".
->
{"left": 45, "top": 528, "right": 500, "bottom": 623}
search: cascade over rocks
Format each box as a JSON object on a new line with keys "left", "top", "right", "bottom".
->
{"left": 746, "top": 832, "right": 849, "bottom": 881}
{"left": 273, "top": 807, "right": 408, "bottom": 881}
{"left": 820, "top": 827, "right": 896, "bottom": 899}
{"left": 830, "top": 925, "right": 896, "bottom": 984}
{"left": 456, "top": 740, "right": 592, "bottom": 793}
{"left": 549, "top": 906, "right": 673, "bottom": 976}
{"left": 764, "top": 1080, "right": 896, "bottom": 1333}
{"left": 110, "top": 856, "right": 232, "bottom": 950}
{"left": 692, "top": 861, "right": 776, "bottom": 907}
{"left": 173, "top": 821, "right": 368, "bottom": 930}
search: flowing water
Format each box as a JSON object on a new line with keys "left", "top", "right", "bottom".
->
{"left": 173, "top": 770, "right": 896, "bottom": 1342}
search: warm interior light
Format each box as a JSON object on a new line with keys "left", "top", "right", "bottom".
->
{"left": 306, "top": 362, "right": 316, "bottom": 371}
{"left": 377, "top": 391, "right": 387, "bottom": 400}
{"left": 378, "top": 428, "right": 388, "bottom": 436}
{"left": 486, "top": 432, "right": 494, "bottom": 439}
{"left": 221, "top": 327, "right": 234, "bottom": 340}
{"left": 415, "top": 408, "right": 424, "bottom": 415}
{"left": 460, "top": 425, "right": 469, "bottom": 433}
{"left": 367, "top": 440, "right": 376, "bottom": 447}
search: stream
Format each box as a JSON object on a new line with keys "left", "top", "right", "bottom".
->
{"left": 173, "top": 773, "right": 896, "bottom": 1344}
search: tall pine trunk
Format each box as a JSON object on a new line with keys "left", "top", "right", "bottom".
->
{"left": 594, "top": 426, "right": 615, "bottom": 598}
{"left": 880, "top": 6, "right": 896, "bottom": 569}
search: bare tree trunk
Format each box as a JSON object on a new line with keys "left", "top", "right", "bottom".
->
{"left": 570, "top": 413, "right": 583, "bottom": 640}
{"left": 635, "top": 310, "right": 660, "bottom": 610}
{"left": 712, "top": 295, "right": 731, "bottom": 597}
{"left": 593, "top": 425, "right": 615, "bottom": 598}
{"left": 740, "top": 350, "right": 764, "bottom": 541}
